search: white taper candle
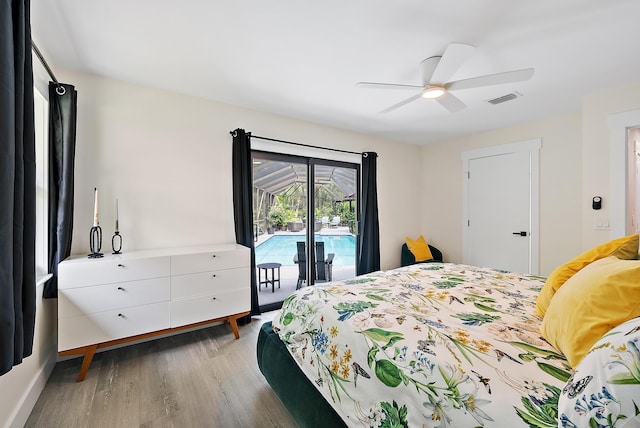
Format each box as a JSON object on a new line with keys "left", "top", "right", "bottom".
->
{"left": 93, "top": 188, "right": 99, "bottom": 227}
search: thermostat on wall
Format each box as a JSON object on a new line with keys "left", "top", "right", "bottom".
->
{"left": 592, "top": 196, "right": 602, "bottom": 210}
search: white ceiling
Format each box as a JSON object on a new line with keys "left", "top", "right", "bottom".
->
{"left": 31, "top": 0, "right": 640, "bottom": 146}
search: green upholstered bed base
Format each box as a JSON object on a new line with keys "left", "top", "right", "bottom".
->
{"left": 257, "top": 321, "right": 347, "bottom": 428}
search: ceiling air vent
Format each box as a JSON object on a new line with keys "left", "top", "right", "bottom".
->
{"left": 487, "top": 93, "right": 518, "bottom": 105}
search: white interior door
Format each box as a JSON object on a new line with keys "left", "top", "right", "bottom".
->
{"left": 462, "top": 140, "right": 540, "bottom": 274}
{"left": 629, "top": 136, "right": 640, "bottom": 234}
{"left": 608, "top": 110, "right": 640, "bottom": 238}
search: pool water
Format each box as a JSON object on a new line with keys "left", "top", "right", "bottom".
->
{"left": 255, "top": 234, "right": 356, "bottom": 266}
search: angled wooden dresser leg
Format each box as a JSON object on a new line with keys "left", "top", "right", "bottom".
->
{"left": 229, "top": 316, "right": 241, "bottom": 339}
{"left": 228, "top": 311, "right": 250, "bottom": 339}
{"left": 77, "top": 344, "right": 98, "bottom": 382}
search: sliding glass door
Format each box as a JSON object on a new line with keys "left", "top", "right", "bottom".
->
{"left": 310, "top": 160, "right": 358, "bottom": 286}
{"left": 252, "top": 151, "right": 359, "bottom": 311}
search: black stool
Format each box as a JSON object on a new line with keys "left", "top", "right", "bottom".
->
{"left": 257, "top": 262, "right": 281, "bottom": 293}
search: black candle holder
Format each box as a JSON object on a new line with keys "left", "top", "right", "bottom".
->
{"left": 112, "top": 231, "right": 123, "bottom": 254}
{"left": 88, "top": 225, "right": 104, "bottom": 258}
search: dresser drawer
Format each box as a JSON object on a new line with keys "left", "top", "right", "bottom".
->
{"left": 171, "top": 247, "right": 249, "bottom": 275}
{"left": 59, "top": 256, "right": 170, "bottom": 289}
{"left": 170, "top": 289, "right": 250, "bottom": 328}
{"left": 170, "top": 267, "right": 250, "bottom": 300}
{"left": 59, "top": 277, "right": 170, "bottom": 318}
{"left": 58, "top": 302, "right": 171, "bottom": 351}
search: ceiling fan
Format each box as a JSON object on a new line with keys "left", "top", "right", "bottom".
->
{"left": 357, "top": 43, "right": 534, "bottom": 113}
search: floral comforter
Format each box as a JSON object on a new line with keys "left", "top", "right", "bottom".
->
{"left": 272, "top": 263, "right": 572, "bottom": 427}
{"left": 558, "top": 316, "right": 640, "bottom": 428}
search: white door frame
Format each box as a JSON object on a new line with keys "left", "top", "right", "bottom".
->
{"left": 608, "top": 109, "right": 640, "bottom": 238}
{"left": 461, "top": 139, "right": 541, "bottom": 274}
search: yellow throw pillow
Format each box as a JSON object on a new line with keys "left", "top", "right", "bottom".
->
{"left": 536, "top": 234, "right": 639, "bottom": 317}
{"left": 405, "top": 235, "right": 433, "bottom": 262}
{"left": 540, "top": 256, "right": 640, "bottom": 368}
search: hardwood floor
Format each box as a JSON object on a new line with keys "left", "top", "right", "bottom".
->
{"left": 25, "top": 312, "right": 298, "bottom": 428}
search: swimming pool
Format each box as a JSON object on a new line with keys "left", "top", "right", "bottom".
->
{"left": 255, "top": 234, "right": 356, "bottom": 266}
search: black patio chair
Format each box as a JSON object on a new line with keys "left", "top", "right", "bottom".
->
{"left": 293, "top": 241, "right": 335, "bottom": 289}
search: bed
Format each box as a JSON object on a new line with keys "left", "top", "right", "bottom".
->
{"left": 258, "top": 258, "right": 640, "bottom": 427}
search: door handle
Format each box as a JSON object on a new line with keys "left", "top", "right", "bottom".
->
{"left": 512, "top": 231, "right": 528, "bottom": 236}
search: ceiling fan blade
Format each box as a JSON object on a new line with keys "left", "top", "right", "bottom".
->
{"left": 420, "top": 56, "right": 441, "bottom": 86}
{"left": 380, "top": 93, "right": 423, "bottom": 113}
{"left": 430, "top": 43, "right": 475, "bottom": 84}
{"left": 356, "top": 82, "right": 424, "bottom": 90}
{"left": 436, "top": 92, "right": 466, "bottom": 113}
{"left": 446, "top": 68, "right": 534, "bottom": 91}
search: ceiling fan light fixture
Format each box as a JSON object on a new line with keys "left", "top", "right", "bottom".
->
{"left": 422, "top": 86, "right": 446, "bottom": 99}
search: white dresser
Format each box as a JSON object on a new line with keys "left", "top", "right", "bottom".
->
{"left": 58, "top": 244, "right": 251, "bottom": 381}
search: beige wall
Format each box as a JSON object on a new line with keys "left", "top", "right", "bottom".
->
{"left": 62, "top": 70, "right": 423, "bottom": 270}
{"left": 421, "top": 112, "right": 583, "bottom": 276}
{"left": 421, "top": 80, "right": 640, "bottom": 275}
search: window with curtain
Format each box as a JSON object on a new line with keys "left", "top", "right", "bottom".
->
{"left": 34, "top": 87, "right": 49, "bottom": 281}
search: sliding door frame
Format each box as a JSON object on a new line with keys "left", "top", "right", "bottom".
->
{"left": 252, "top": 150, "right": 360, "bottom": 308}
{"left": 307, "top": 157, "right": 361, "bottom": 283}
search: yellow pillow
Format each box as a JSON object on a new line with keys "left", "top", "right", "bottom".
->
{"left": 540, "top": 256, "right": 640, "bottom": 368}
{"left": 536, "top": 234, "right": 639, "bottom": 317}
{"left": 405, "top": 235, "right": 433, "bottom": 262}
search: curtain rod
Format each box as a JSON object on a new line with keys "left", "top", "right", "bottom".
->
{"left": 234, "top": 132, "right": 362, "bottom": 156}
{"left": 31, "top": 42, "right": 66, "bottom": 95}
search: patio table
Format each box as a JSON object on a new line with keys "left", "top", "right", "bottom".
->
{"left": 257, "top": 262, "right": 281, "bottom": 293}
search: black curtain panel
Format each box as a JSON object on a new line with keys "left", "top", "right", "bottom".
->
{"left": 0, "top": 0, "right": 37, "bottom": 376}
{"left": 231, "top": 129, "right": 260, "bottom": 320}
{"left": 43, "top": 82, "right": 77, "bottom": 299}
{"left": 356, "top": 152, "right": 380, "bottom": 275}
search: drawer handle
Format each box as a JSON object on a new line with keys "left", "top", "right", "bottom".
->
{"left": 211, "top": 274, "right": 217, "bottom": 279}
{"left": 211, "top": 254, "right": 217, "bottom": 258}
{"left": 212, "top": 297, "right": 217, "bottom": 301}
{"left": 118, "top": 313, "right": 125, "bottom": 318}
{"left": 117, "top": 264, "right": 125, "bottom": 268}
{"left": 117, "top": 287, "right": 125, "bottom": 291}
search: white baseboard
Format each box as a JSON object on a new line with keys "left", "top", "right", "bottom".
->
{"left": 5, "top": 349, "right": 57, "bottom": 428}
